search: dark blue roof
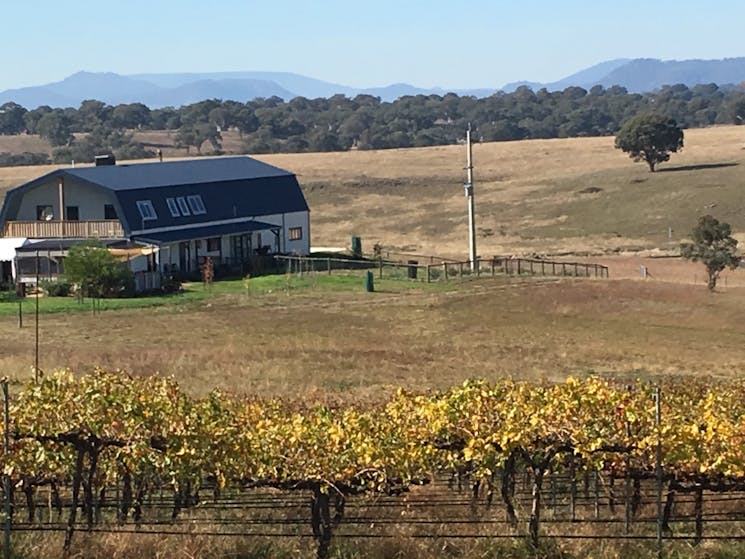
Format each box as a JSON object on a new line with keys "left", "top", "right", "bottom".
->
{"left": 16, "top": 238, "right": 128, "bottom": 252}
{"left": 0, "top": 156, "right": 309, "bottom": 239}
{"left": 64, "top": 156, "right": 292, "bottom": 191}
{"left": 132, "top": 220, "right": 279, "bottom": 245}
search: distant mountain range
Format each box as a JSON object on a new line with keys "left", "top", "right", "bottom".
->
{"left": 501, "top": 57, "right": 745, "bottom": 93}
{"left": 2, "top": 57, "right": 745, "bottom": 109}
{"left": 0, "top": 71, "right": 494, "bottom": 109}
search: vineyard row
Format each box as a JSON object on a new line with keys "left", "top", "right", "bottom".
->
{"left": 2, "top": 371, "right": 745, "bottom": 556}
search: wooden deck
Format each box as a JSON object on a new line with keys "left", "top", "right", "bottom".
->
{"left": 2, "top": 220, "right": 125, "bottom": 239}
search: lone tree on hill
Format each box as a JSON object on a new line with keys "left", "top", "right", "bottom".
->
{"left": 614, "top": 113, "right": 684, "bottom": 172}
{"left": 680, "top": 215, "right": 741, "bottom": 291}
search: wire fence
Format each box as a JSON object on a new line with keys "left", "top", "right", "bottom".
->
{"left": 5, "top": 474, "right": 745, "bottom": 543}
{"left": 275, "top": 255, "right": 609, "bottom": 283}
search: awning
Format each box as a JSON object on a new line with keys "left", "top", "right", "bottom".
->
{"left": 0, "top": 237, "right": 28, "bottom": 261}
{"left": 110, "top": 247, "right": 156, "bottom": 260}
{"left": 132, "top": 220, "right": 280, "bottom": 245}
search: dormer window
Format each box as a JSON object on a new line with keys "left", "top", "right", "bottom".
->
{"left": 187, "top": 195, "right": 207, "bottom": 215}
{"left": 166, "top": 198, "right": 180, "bottom": 218}
{"left": 176, "top": 197, "right": 191, "bottom": 216}
{"left": 136, "top": 200, "right": 157, "bottom": 221}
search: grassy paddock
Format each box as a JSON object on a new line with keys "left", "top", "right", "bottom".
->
{"left": 0, "top": 273, "right": 742, "bottom": 397}
{"left": 3, "top": 126, "right": 745, "bottom": 258}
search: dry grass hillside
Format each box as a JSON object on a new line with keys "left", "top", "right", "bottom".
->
{"left": 1, "top": 128, "right": 744, "bottom": 394}
{"left": 2, "top": 126, "right": 744, "bottom": 259}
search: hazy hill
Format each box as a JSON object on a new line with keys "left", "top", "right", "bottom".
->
{"left": 502, "top": 59, "right": 631, "bottom": 92}
{"left": 503, "top": 57, "right": 745, "bottom": 93}
{"left": 0, "top": 71, "right": 495, "bottom": 109}
{"left": 596, "top": 58, "right": 745, "bottom": 92}
{"left": 4, "top": 57, "right": 745, "bottom": 109}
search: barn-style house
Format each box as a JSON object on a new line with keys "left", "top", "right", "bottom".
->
{"left": 0, "top": 155, "right": 310, "bottom": 287}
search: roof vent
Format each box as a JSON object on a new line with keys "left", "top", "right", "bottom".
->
{"left": 94, "top": 154, "right": 116, "bottom": 166}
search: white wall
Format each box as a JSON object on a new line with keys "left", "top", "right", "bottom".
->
{"left": 146, "top": 208, "right": 311, "bottom": 272}
{"left": 282, "top": 211, "right": 311, "bottom": 255}
{"left": 15, "top": 178, "right": 118, "bottom": 221}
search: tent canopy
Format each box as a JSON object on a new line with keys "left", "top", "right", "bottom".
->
{"left": 0, "top": 237, "right": 28, "bottom": 261}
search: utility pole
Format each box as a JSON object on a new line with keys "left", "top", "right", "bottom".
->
{"left": 464, "top": 124, "right": 477, "bottom": 271}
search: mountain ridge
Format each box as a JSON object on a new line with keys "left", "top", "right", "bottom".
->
{"left": 3, "top": 57, "right": 745, "bottom": 109}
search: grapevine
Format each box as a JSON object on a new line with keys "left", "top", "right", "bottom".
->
{"left": 2, "top": 371, "right": 745, "bottom": 556}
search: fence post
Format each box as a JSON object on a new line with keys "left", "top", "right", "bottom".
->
{"left": 491, "top": 258, "right": 495, "bottom": 277}
{"left": 562, "top": 263, "right": 566, "bottom": 276}
{"left": 17, "top": 301, "right": 22, "bottom": 329}
{"left": 459, "top": 262, "right": 463, "bottom": 278}
{"left": 656, "top": 386, "right": 664, "bottom": 559}
{"left": 379, "top": 258, "right": 383, "bottom": 280}
{"left": 569, "top": 452, "right": 576, "bottom": 521}
{"left": 3, "top": 378, "right": 10, "bottom": 559}
{"left": 529, "top": 260, "right": 534, "bottom": 274}
{"left": 444, "top": 262, "right": 448, "bottom": 280}
{"left": 426, "top": 265, "right": 431, "bottom": 283}
{"left": 517, "top": 259, "right": 521, "bottom": 275}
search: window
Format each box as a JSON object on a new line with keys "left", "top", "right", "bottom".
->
{"left": 66, "top": 206, "right": 79, "bottom": 221}
{"left": 166, "top": 198, "right": 180, "bottom": 218}
{"left": 36, "top": 205, "right": 53, "bottom": 221}
{"left": 289, "top": 227, "right": 303, "bottom": 241}
{"left": 136, "top": 200, "right": 157, "bottom": 221}
{"left": 187, "top": 195, "right": 207, "bottom": 215}
{"left": 104, "top": 204, "right": 118, "bottom": 219}
{"left": 206, "top": 237, "right": 221, "bottom": 252}
{"left": 176, "top": 197, "right": 191, "bottom": 216}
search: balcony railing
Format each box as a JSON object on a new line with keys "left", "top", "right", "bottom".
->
{"left": 2, "top": 220, "right": 125, "bottom": 239}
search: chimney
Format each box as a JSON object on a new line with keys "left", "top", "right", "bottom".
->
{"left": 94, "top": 154, "right": 116, "bottom": 166}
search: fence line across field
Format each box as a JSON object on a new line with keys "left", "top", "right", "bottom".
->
{"left": 6, "top": 479, "right": 745, "bottom": 544}
{"left": 275, "top": 255, "right": 610, "bottom": 281}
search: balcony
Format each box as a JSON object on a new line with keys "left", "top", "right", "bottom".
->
{"left": 2, "top": 220, "right": 125, "bottom": 239}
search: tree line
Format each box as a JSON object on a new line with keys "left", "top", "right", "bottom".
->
{"left": 1, "top": 82, "right": 745, "bottom": 164}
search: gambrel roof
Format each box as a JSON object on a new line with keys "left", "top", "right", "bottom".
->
{"left": 0, "top": 156, "right": 309, "bottom": 238}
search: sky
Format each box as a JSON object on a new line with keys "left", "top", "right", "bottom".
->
{"left": 2, "top": 0, "right": 745, "bottom": 91}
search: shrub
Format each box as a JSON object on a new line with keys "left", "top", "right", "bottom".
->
{"left": 64, "top": 241, "right": 135, "bottom": 298}
{"left": 160, "top": 275, "right": 183, "bottom": 295}
{"left": 0, "top": 152, "right": 51, "bottom": 167}
{"left": 39, "top": 280, "right": 72, "bottom": 297}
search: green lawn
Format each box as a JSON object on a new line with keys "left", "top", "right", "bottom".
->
{"left": 0, "top": 271, "right": 452, "bottom": 317}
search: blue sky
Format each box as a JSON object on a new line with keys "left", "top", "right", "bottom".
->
{"left": 2, "top": 0, "right": 744, "bottom": 91}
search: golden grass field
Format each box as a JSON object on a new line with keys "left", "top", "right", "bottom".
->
{"left": 1, "top": 275, "right": 744, "bottom": 398}
{"left": 1, "top": 127, "right": 745, "bottom": 396}
{"left": 3, "top": 126, "right": 745, "bottom": 258}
